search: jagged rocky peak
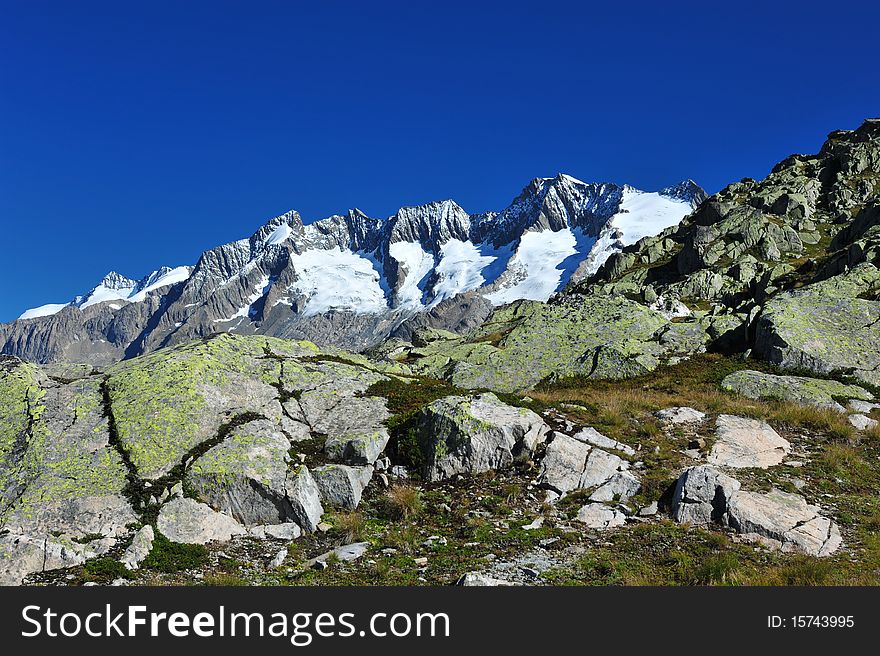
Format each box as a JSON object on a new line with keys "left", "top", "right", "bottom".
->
{"left": 387, "top": 199, "right": 472, "bottom": 248}
{"left": 96, "top": 271, "right": 138, "bottom": 291}
{"left": 658, "top": 179, "right": 708, "bottom": 205}
{"left": 476, "top": 173, "right": 622, "bottom": 246}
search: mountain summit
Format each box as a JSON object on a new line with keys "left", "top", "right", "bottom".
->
{"left": 2, "top": 175, "right": 704, "bottom": 364}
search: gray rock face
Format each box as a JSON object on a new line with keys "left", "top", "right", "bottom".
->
{"left": 575, "top": 503, "right": 627, "bottom": 529}
{"left": 312, "top": 465, "right": 373, "bottom": 509}
{"left": 122, "top": 525, "right": 155, "bottom": 571}
{"left": 538, "top": 433, "right": 638, "bottom": 499}
{"left": 707, "top": 415, "right": 790, "bottom": 469}
{"left": 671, "top": 465, "right": 741, "bottom": 525}
{"left": 755, "top": 264, "right": 880, "bottom": 386}
{"left": 721, "top": 370, "right": 873, "bottom": 411}
{"left": 156, "top": 497, "right": 246, "bottom": 545}
{"left": 415, "top": 393, "right": 550, "bottom": 481}
{"left": 187, "top": 419, "right": 325, "bottom": 529}
{"left": 283, "top": 466, "right": 325, "bottom": 533}
{"left": 671, "top": 466, "right": 842, "bottom": 557}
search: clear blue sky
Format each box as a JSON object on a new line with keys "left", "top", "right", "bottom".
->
{"left": 1, "top": 0, "right": 879, "bottom": 321}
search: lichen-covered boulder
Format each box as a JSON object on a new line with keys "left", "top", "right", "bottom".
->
{"left": 707, "top": 415, "right": 790, "bottom": 469}
{"left": 405, "top": 296, "right": 700, "bottom": 392}
{"left": 295, "top": 371, "right": 391, "bottom": 465}
{"left": 0, "top": 358, "right": 138, "bottom": 584}
{"left": 105, "top": 336, "right": 285, "bottom": 480}
{"left": 414, "top": 393, "right": 550, "bottom": 481}
{"left": 755, "top": 264, "right": 880, "bottom": 387}
{"left": 721, "top": 370, "right": 873, "bottom": 411}
{"left": 187, "top": 419, "right": 324, "bottom": 529}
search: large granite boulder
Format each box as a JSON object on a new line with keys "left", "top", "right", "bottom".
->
{"left": 413, "top": 393, "right": 550, "bottom": 481}
{"left": 755, "top": 264, "right": 880, "bottom": 387}
{"left": 671, "top": 466, "right": 842, "bottom": 557}
{"left": 538, "top": 432, "right": 638, "bottom": 500}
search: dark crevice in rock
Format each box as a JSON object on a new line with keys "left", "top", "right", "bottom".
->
{"left": 99, "top": 377, "right": 150, "bottom": 521}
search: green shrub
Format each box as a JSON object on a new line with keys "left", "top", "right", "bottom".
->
{"left": 141, "top": 531, "right": 209, "bottom": 572}
{"left": 83, "top": 557, "right": 132, "bottom": 580}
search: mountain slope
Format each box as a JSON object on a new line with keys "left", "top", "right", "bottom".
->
{"left": 1, "top": 175, "right": 703, "bottom": 364}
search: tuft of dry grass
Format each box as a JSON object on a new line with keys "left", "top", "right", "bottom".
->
{"left": 380, "top": 484, "right": 424, "bottom": 521}
{"left": 334, "top": 511, "right": 367, "bottom": 543}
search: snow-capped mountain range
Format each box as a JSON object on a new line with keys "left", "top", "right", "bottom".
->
{"left": 2, "top": 174, "right": 705, "bottom": 364}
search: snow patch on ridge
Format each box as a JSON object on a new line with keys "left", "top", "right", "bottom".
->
{"left": 287, "top": 247, "right": 389, "bottom": 316}
{"left": 486, "top": 228, "right": 594, "bottom": 305}
{"left": 389, "top": 241, "right": 435, "bottom": 308}
{"left": 431, "top": 240, "right": 508, "bottom": 305}
{"left": 18, "top": 303, "right": 69, "bottom": 320}
{"left": 612, "top": 187, "right": 692, "bottom": 247}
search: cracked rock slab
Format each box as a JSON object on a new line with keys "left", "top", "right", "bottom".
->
{"left": 156, "top": 497, "right": 246, "bottom": 545}
{"left": 312, "top": 464, "right": 373, "bottom": 509}
{"left": 575, "top": 503, "right": 627, "bottom": 529}
{"left": 671, "top": 466, "right": 842, "bottom": 556}
{"left": 571, "top": 427, "right": 636, "bottom": 456}
{"left": 726, "top": 489, "right": 842, "bottom": 557}
{"left": 707, "top": 415, "right": 790, "bottom": 468}
{"left": 538, "top": 433, "right": 635, "bottom": 498}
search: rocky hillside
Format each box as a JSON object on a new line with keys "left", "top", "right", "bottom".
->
{"left": 389, "top": 119, "right": 880, "bottom": 392}
{"left": 2, "top": 119, "right": 879, "bottom": 587}
{"left": 0, "top": 176, "right": 703, "bottom": 365}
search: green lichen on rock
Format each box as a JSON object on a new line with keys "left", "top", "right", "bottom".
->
{"left": 404, "top": 297, "right": 676, "bottom": 392}
{"left": 0, "top": 358, "right": 48, "bottom": 518}
{"left": 3, "top": 374, "right": 131, "bottom": 526}
{"left": 721, "top": 369, "right": 874, "bottom": 410}
{"left": 755, "top": 263, "right": 880, "bottom": 385}
{"left": 105, "top": 334, "right": 284, "bottom": 480}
